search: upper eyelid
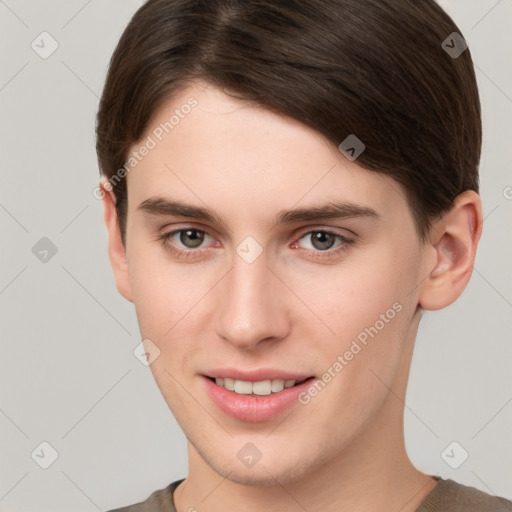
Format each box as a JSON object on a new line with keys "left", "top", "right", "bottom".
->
{"left": 165, "top": 227, "right": 214, "bottom": 245}
{"left": 163, "top": 225, "right": 350, "bottom": 238}
{"left": 293, "top": 230, "right": 352, "bottom": 249}
{"left": 289, "top": 225, "right": 356, "bottom": 247}
{"left": 162, "top": 223, "right": 214, "bottom": 236}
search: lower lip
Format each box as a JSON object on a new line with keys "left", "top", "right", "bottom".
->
{"left": 202, "top": 376, "right": 315, "bottom": 422}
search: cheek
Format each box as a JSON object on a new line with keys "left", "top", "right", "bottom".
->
{"left": 291, "top": 246, "right": 418, "bottom": 369}
{"left": 127, "top": 245, "right": 213, "bottom": 339}
{"left": 291, "top": 267, "right": 414, "bottom": 427}
{"left": 294, "top": 267, "right": 403, "bottom": 338}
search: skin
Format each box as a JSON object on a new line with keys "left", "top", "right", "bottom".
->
{"left": 101, "top": 82, "right": 482, "bottom": 512}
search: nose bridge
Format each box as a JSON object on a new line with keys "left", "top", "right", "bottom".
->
{"left": 214, "top": 244, "right": 289, "bottom": 348}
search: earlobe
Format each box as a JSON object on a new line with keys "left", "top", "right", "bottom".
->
{"left": 100, "top": 178, "right": 133, "bottom": 302}
{"left": 419, "top": 190, "right": 482, "bottom": 311}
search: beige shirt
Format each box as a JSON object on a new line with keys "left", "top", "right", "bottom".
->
{"left": 108, "top": 478, "right": 512, "bottom": 511}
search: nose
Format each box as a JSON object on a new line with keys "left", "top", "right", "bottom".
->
{"left": 214, "top": 247, "right": 291, "bottom": 350}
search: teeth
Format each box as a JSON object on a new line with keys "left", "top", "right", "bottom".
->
{"left": 252, "top": 380, "right": 272, "bottom": 395}
{"left": 271, "top": 379, "right": 284, "bottom": 392}
{"left": 223, "top": 377, "right": 235, "bottom": 391}
{"left": 214, "top": 377, "right": 298, "bottom": 395}
{"left": 234, "top": 380, "right": 253, "bottom": 394}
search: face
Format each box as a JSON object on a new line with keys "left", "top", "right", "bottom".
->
{"left": 117, "top": 83, "right": 429, "bottom": 485}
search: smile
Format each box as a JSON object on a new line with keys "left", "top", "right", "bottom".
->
{"left": 210, "top": 377, "right": 308, "bottom": 395}
{"left": 203, "top": 374, "right": 316, "bottom": 422}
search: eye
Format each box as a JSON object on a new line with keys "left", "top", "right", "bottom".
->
{"left": 293, "top": 230, "right": 353, "bottom": 255}
{"left": 174, "top": 229, "right": 208, "bottom": 248}
{"left": 159, "top": 228, "right": 217, "bottom": 256}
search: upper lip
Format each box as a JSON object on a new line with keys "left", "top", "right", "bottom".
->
{"left": 203, "top": 368, "right": 313, "bottom": 382}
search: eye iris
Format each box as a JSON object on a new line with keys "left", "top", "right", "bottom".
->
{"left": 180, "top": 229, "right": 204, "bottom": 248}
{"left": 311, "top": 231, "right": 336, "bottom": 250}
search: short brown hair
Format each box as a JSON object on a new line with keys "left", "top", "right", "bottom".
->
{"left": 96, "top": 0, "right": 481, "bottom": 244}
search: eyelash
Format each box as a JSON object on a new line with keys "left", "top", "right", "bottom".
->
{"left": 157, "top": 229, "right": 215, "bottom": 261}
{"left": 292, "top": 230, "right": 355, "bottom": 260}
{"left": 157, "top": 227, "right": 355, "bottom": 261}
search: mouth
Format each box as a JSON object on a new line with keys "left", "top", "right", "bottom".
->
{"left": 205, "top": 376, "right": 311, "bottom": 396}
{"left": 202, "top": 374, "right": 316, "bottom": 422}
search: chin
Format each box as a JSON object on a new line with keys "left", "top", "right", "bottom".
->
{"left": 224, "top": 469, "right": 282, "bottom": 487}
{"left": 203, "top": 446, "right": 319, "bottom": 487}
{"left": 221, "top": 463, "right": 312, "bottom": 487}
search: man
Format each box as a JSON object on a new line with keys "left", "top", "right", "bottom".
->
{"left": 96, "top": 0, "right": 512, "bottom": 510}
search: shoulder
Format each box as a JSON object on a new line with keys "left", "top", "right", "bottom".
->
{"left": 417, "top": 478, "right": 512, "bottom": 512}
{"left": 106, "top": 479, "right": 183, "bottom": 512}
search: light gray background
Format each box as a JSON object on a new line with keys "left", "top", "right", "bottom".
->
{"left": 0, "top": 1, "right": 511, "bottom": 510}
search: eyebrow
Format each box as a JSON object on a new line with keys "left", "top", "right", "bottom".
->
{"left": 138, "top": 197, "right": 230, "bottom": 232}
{"left": 275, "top": 202, "right": 379, "bottom": 224}
{"left": 137, "top": 196, "right": 379, "bottom": 229}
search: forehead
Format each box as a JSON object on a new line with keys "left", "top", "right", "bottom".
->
{"left": 125, "top": 83, "right": 409, "bottom": 227}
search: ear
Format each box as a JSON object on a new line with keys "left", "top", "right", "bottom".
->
{"left": 100, "top": 178, "right": 133, "bottom": 302}
{"left": 419, "top": 190, "right": 483, "bottom": 310}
